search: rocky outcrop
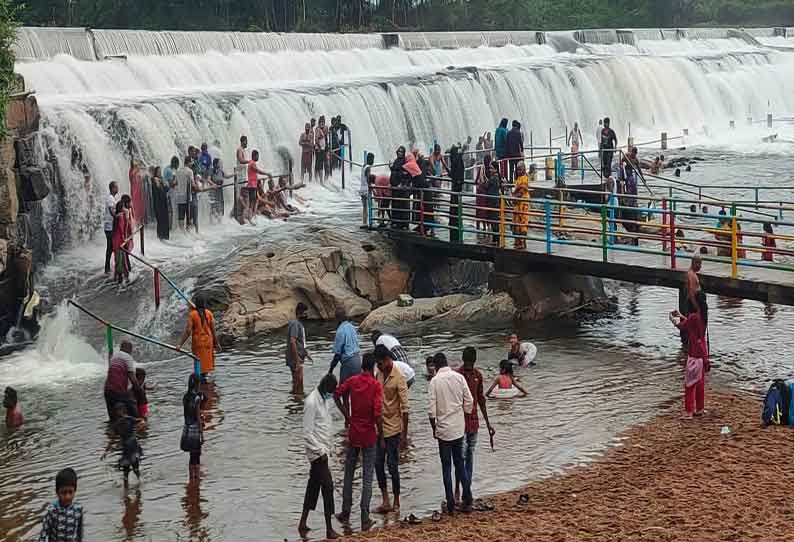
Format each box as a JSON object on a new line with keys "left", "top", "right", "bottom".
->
{"left": 490, "top": 271, "right": 610, "bottom": 320}
{"left": 216, "top": 227, "right": 411, "bottom": 338}
{"left": 359, "top": 292, "right": 516, "bottom": 332}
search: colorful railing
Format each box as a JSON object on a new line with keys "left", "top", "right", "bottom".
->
{"left": 367, "top": 180, "right": 794, "bottom": 280}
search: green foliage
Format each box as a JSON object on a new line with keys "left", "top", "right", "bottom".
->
{"left": 0, "top": 0, "right": 17, "bottom": 138}
{"left": 10, "top": 0, "right": 794, "bottom": 34}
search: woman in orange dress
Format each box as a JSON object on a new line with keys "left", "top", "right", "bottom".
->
{"left": 179, "top": 296, "right": 220, "bottom": 380}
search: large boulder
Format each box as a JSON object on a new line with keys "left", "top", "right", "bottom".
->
{"left": 490, "top": 271, "right": 609, "bottom": 320}
{"left": 217, "top": 228, "right": 411, "bottom": 338}
{"left": 359, "top": 294, "right": 479, "bottom": 332}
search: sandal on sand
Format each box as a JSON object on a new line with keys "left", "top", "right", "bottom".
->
{"left": 473, "top": 499, "right": 493, "bottom": 512}
{"left": 517, "top": 494, "right": 529, "bottom": 505}
{"left": 402, "top": 514, "right": 422, "bottom": 525}
{"left": 431, "top": 511, "right": 442, "bottom": 522}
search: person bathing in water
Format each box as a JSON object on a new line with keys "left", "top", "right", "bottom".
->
{"left": 486, "top": 361, "right": 528, "bottom": 399}
{"left": 4, "top": 386, "right": 23, "bottom": 427}
{"left": 507, "top": 334, "right": 537, "bottom": 367}
{"left": 103, "top": 403, "right": 143, "bottom": 486}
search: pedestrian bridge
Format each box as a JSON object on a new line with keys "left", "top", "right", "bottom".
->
{"left": 369, "top": 182, "right": 794, "bottom": 306}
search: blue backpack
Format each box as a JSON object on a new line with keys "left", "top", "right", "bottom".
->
{"left": 762, "top": 380, "right": 787, "bottom": 426}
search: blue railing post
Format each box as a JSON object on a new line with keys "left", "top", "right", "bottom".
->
{"left": 544, "top": 199, "right": 552, "bottom": 254}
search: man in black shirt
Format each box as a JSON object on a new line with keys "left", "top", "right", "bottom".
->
{"left": 599, "top": 117, "right": 618, "bottom": 179}
{"left": 505, "top": 120, "right": 524, "bottom": 181}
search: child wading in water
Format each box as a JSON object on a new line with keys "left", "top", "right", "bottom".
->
{"left": 103, "top": 403, "right": 142, "bottom": 485}
{"left": 486, "top": 360, "right": 528, "bottom": 398}
{"left": 38, "top": 468, "right": 84, "bottom": 542}
{"left": 134, "top": 368, "right": 156, "bottom": 421}
{"left": 181, "top": 373, "right": 206, "bottom": 482}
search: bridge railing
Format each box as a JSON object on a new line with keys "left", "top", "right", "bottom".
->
{"left": 368, "top": 179, "right": 794, "bottom": 279}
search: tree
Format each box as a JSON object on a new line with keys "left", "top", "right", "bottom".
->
{"left": 0, "top": 0, "right": 17, "bottom": 137}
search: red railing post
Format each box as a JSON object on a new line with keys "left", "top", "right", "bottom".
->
{"left": 661, "top": 199, "right": 668, "bottom": 252}
{"left": 153, "top": 267, "right": 161, "bottom": 309}
{"left": 669, "top": 209, "right": 676, "bottom": 269}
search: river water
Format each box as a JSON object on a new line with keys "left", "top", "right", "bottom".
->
{"left": 3, "top": 29, "right": 794, "bottom": 542}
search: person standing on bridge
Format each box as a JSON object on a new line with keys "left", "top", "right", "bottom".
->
{"left": 360, "top": 152, "right": 375, "bottom": 228}
{"left": 389, "top": 147, "right": 410, "bottom": 230}
{"left": 449, "top": 145, "right": 465, "bottom": 242}
{"left": 494, "top": 118, "right": 509, "bottom": 179}
{"left": 103, "top": 181, "right": 119, "bottom": 274}
{"left": 569, "top": 122, "right": 583, "bottom": 170}
{"left": 512, "top": 161, "right": 530, "bottom": 249}
{"left": 599, "top": 117, "right": 617, "bottom": 179}
{"left": 506, "top": 121, "right": 524, "bottom": 182}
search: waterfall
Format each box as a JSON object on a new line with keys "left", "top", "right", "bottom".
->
{"left": 12, "top": 27, "right": 794, "bottom": 264}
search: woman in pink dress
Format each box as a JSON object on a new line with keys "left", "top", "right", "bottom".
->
{"left": 112, "top": 195, "right": 135, "bottom": 284}
{"left": 129, "top": 160, "right": 146, "bottom": 225}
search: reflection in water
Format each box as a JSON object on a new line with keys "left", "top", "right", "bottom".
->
{"left": 182, "top": 481, "right": 209, "bottom": 542}
{"left": 122, "top": 488, "right": 141, "bottom": 542}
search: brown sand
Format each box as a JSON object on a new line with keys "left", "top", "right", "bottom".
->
{"left": 346, "top": 389, "right": 791, "bottom": 542}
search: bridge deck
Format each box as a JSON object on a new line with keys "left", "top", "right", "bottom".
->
{"left": 384, "top": 228, "right": 794, "bottom": 305}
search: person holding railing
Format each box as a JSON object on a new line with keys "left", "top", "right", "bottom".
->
{"left": 179, "top": 296, "right": 220, "bottom": 382}
{"left": 512, "top": 162, "right": 530, "bottom": 249}
{"left": 763, "top": 223, "right": 776, "bottom": 262}
{"left": 112, "top": 196, "right": 134, "bottom": 284}
{"left": 406, "top": 152, "right": 431, "bottom": 235}
{"left": 389, "top": 146, "right": 410, "bottom": 230}
{"left": 485, "top": 163, "right": 501, "bottom": 245}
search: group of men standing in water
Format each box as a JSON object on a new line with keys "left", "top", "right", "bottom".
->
{"left": 289, "top": 304, "right": 495, "bottom": 538}
{"left": 299, "top": 115, "right": 348, "bottom": 183}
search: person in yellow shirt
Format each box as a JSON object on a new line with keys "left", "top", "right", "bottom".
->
{"left": 373, "top": 344, "right": 409, "bottom": 514}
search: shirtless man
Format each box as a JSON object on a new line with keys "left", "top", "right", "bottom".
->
{"left": 680, "top": 255, "right": 702, "bottom": 345}
{"left": 4, "top": 387, "right": 23, "bottom": 427}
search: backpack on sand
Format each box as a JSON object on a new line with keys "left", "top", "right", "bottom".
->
{"left": 762, "top": 380, "right": 788, "bottom": 426}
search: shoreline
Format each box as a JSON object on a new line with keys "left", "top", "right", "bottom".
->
{"left": 346, "top": 386, "right": 786, "bottom": 542}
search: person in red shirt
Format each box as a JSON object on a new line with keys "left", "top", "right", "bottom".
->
{"left": 671, "top": 291, "right": 709, "bottom": 419}
{"left": 247, "top": 150, "right": 271, "bottom": 220}
{"left": 334, "top": 353, "right": 383, "bottom": 531}
{"left": 454, "top": 347, "right": 494, "bottom": 502}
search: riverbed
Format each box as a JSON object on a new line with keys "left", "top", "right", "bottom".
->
{"left": 2, "top": 144, "right": 794, "bottom": 541}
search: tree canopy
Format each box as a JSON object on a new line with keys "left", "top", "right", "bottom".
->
{"left": 12, "top": 0, "right": 794, "bottom": 33}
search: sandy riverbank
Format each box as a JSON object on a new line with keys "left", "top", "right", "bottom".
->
{"left": 346, "top": 388, "right": 789, "bottom": 542}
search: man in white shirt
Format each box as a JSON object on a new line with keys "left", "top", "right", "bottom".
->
{"left": 428, "top": 352, "right": 474, "bottom": 514}
{"left": 103, "top": 181, "right": 119, "bottom": 274}
{"left": 371, "top": 330, "right": 415, "bottom": 388}
{"left": 299, "top": 373, "right": 340, "bottom": 540}
{"left": 360, "top": 152, "right": 374, "bottom": 228}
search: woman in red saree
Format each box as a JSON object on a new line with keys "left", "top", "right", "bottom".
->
{"left": 112, "top": 195, "right": 135, "bottom": 284}
{"left": 671, "top": 291, "right": 709, "bottom": 419}
{"left": 129, "top": 160, "right": 146, "bottom": 226}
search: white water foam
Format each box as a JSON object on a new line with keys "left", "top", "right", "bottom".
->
{"left": 0, "top": 301, "right": 105, "bottom": 387}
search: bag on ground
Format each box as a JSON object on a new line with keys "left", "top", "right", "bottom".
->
{"left": 762, "top": 380, "right": 788, "bottom": 426}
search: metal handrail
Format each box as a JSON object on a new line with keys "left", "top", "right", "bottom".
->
{"left": 367, "top": 183, "right": 794, "bottom": 278}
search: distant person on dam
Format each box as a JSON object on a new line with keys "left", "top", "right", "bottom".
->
{"left": 103, "top": 181, "right": 119, "bottom": 274}
{"left": 599, "top": 117, "right": 617, "bottom": 179}
{"left": 315, "top": 116, "right": 329, "bottom": 183}
{"left": 494, "top": 118, "right": 509, "bottom": 179}
{"left": 299, "top": 122, "right": 314, "bottom": 183}
{"left": 506, "top": 120, "right": 524, "bottom": 181}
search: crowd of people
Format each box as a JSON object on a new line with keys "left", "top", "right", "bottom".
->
{"left": 299, "top": 115, "right": 349, "bottom": 184}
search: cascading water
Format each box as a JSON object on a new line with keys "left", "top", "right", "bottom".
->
{"left": 13, "top": 27, "right": 794, "bottom": 263}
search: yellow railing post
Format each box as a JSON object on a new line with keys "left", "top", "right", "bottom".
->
{"left": 731, "top": 215, "right": 738, "bottom": 278}
{"left": 499, "top": 195, "right": 506, "bottom": 248}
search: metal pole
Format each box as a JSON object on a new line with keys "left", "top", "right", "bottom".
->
{"left": 499, "top": 194, "right": 505, "bottom": 249}
{"left": 662, "top": 199, "right": 668, "bottom": 252}
{"left": 600, "top": 205, "right": 608, "bottom": 262}
{"left": 731, "top": 215, "right": 738, "bottom": 278}
{"left": 341, "top": 143, "right": 346, "bottom": 190}
{"left": 140, "top": 226, "right": 144, "bottom": 256}
{"left": 68, "top": 299, "right": 200, "bottom": 371}
{"left": 544, "top": 199, "right": 552, "bottom": 254}
{"left": 670, "top": 209, "right": 676, "bottom": 269}
{"left": 153, "top": 268, "right": 161, "bottom": 309}
{"left": 530, "top": 131, "right": 533, "bottom": 161}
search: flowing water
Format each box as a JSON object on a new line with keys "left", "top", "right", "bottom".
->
{"left": 2, "top": 28, "right": 794, "bottom": 542}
